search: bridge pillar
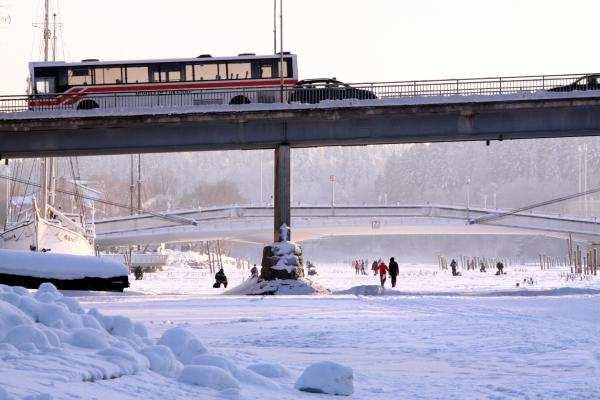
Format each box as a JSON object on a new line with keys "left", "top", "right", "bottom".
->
{"left": 273, "top": 144, "right": 291, "bottom": 242}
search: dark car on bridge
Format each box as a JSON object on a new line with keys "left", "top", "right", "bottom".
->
{"left": 289, "top": 78, "right": 377, "bottom": 104}
{"left": 548, "top": 74, "right": 600, "bottom": 92}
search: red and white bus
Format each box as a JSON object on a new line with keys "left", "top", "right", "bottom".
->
{"left": 29, "top": 53, "right": 298, "bottom": 110}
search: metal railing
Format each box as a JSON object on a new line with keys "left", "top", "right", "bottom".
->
{"left": 0, "top": 73, "right": 596, "bottom": 114}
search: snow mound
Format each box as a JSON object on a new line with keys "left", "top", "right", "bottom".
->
{"left": 225, "top": 278, "right": 330, "bottom": 296}
{"left": 141, "top": 345, "right": 183, "bottom": 377}
{"left": 68, "top": 327, "right": 109, "bottom": 349}
{"left": 0, "top": 283, "right": 154, "bottom": 396}
{"left": 158, "top": 326, "right": 207, "bottom": 364}
{"left": 190, "top": 354, "right": 278, "bottom": 389}
{"left": 179, "top": 365, "right": 241, "bottom": 391}
{"left": 295, "top": 361, "right": 354, "bottom": 396}
{"left": 335, "top": 285, "right": 385, "bottom": 296}
{"left": 0, "top": 249, "right": 128, "bottom": 280}
{"left": 247, "top": 362, "right": 289, "bottom": 378}
{"left": 3, "top": 324, "right": 53, "bottom": 352}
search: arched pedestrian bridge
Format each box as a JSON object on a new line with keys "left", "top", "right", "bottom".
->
{"left": 94, "top": 204, "right": 600, "bottom": 247}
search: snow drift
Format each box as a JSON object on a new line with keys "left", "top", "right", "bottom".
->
{"left": 0, "top": 282, "right": 321, "bottom": 398}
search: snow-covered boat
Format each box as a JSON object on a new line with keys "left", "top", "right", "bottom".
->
{"left": 1, "top": 202, "right": 95, "bottom": 256}
{"left": 0, "top": 249, "right": 129, "bottom": 292}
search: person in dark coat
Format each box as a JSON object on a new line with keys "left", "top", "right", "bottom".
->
{"left": 450, "top": 259, "right": 461, "bottom": 276}
{"left": 496, "top": 261, "right": 505, "bottom": 275}
{"left": 388, "top": 257, "right": 399, "bottom": 288}
{"left": 214, "top": 268, "right": 228, "bottom": 288}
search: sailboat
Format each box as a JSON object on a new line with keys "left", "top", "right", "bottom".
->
{"left": 0, "top": 1, "right": 95, "bottom": 257}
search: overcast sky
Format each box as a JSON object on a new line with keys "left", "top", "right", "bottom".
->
{"left": 1, "top": 0, "right": 600, "bottom": 94}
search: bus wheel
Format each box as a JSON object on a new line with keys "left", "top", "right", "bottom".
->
{"left": 77, "top": 100, "right": 99, "bottom": 110}
{"left": 229, "top": 95, "right": 251, "bottom": 105}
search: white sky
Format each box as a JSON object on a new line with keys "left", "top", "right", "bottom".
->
{"left": 1, "top": 0, "right": 600, "bottom": 94}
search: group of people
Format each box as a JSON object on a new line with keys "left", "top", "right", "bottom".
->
{"left": 449, "top": 259, "right": 505, "bottom": 277}
{"left": 371, "top": 258, "right": 400, "bottom": 288}
{"left": 351, "top": 259, "right": 369, "bottom": 275}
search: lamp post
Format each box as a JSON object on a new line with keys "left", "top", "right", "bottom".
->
{"left": 466, "top": 178, "right": 471, "bottom": 219}
{"left": 330, "top": 175, "right": 336, "bottom": 208}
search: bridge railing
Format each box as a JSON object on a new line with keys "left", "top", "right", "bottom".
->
{"left": 0, "top": 73, "right": 593, "bottom": 113}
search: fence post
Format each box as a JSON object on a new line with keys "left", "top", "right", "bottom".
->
{"left": 499, "top": 77, "right": 502, "bottom": 95}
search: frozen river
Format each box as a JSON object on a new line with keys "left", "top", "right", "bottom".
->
{"left": 2, "top": 258, "right": 600, "bottom": 399}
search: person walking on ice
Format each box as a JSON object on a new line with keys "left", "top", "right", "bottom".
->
{"left": 377, "top": 260, "right": 389, "bottom": 288}
{"left": 388, "top": 257, "right": 399, "bottom": 288}
{"left": 450, "top": 259, "right": 461, "bottom": 276}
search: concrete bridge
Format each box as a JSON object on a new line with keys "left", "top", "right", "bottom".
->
{"left": 93, "top": 204, "right": 600, "bottom": 247}
{"left": 2, "top": 74, "right": 600, "bottom": 243}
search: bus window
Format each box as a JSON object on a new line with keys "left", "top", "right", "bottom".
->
{"left": 185, "top": 65, "right": 194, "bottom": 81}
{"left": 126, "top": 66, "right": 148, "bottom": 83}
{"left": 228, "top": 62, "right": 251, "bottom": 80}
{"left": 68, "top": 67, "right": 92, "bottom": 85}
{"left": 260, "top": 64, "right": 272, "bottom": 79}
{"left": 167, "top": 68, "right": 181, "bottom": 82}
{"left": 35, "top": 77, "right": 55, "bottom": 94}
{"left": 216, "top": 64, "right": 227, "bottom": 80}
{"left": 194, "top": 63, "right": 218, "bottom": 80}
{"left": 95, "top": 67, "right": 123, "bottom": 84}
{"left": 276, "top": 60, "right": 290, "bottom": 78}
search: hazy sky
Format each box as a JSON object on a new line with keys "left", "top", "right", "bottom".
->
{"left": 1, "top": 0, "right": 600, "bottom": 94}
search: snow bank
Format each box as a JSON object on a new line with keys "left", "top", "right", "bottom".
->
{"left": 0, "top": 282, "right": 153, "bottom": 395}
{"left": 0, "top": 249, "right": 127, "bottom": 280}
{"left": 0, "top": 280, "right": 328, "bottom": 398}
{"left": 295, "top": 361, "right": 354, "bottom": 396}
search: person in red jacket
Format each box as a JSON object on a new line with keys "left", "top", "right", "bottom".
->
{"left": 377, "top": 261, "right": 389, "bottom": 288}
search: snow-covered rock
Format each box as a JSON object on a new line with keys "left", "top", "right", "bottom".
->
{"left": 179, "top": 365, "right": 241, "bottom": 391}
{"left": 260, "top": 240, "right": 305, "bottom": 280}
{"left": 157, "top": 326, "right": 207, "bottom": 364}
{"left": 247, "top": 362, "right": 289, "bottom": 378}
{"left": 295, "top": 361, "right": 354, "bottom": 396}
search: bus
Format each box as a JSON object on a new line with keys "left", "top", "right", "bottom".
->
{"left": 29, "top": 53, "right": 298, "bottom": 110}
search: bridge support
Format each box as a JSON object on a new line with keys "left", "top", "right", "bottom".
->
{"left": 273, "top": 144, "right": 291, "bottom": 242}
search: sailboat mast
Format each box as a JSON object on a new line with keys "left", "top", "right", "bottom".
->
{"left": 39, "top": 0, "right": 51, "bottom": 218}
{"left": 47, "top": 11, "right": 58, "bottom": 207}
{"left": 137, "top": 155, "right": 142, "bottom": 212}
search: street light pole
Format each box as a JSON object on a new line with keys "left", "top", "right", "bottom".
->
{"left": 466, "top": 178, "right": 471, "bottom": 219}
{"left": 259, "top": 155, "right": 264, "bottom": 204}
{"left": 330, "top": 175, "right": 336, "bottom": 208}
{"left": 279, "top": 0, "right": 284, "bottom": 103}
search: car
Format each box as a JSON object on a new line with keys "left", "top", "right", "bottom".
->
{"left": 289, "top": 78, "right": 377, "bottom": 103}
{"left": 548, "top": 74, "right": 600, "bottom": 92}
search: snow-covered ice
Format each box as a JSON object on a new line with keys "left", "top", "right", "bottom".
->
{"left": 2, "top": 253, "right": 600, "bottom": 399}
